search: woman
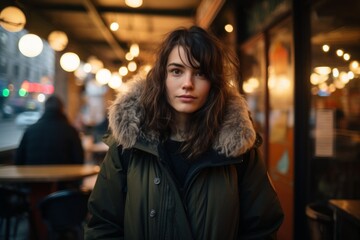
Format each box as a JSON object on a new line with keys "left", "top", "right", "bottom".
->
{"left": 85, "top": 26, "right": 283, "bottom": 240}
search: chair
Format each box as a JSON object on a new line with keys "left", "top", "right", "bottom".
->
{"left": 38, "top": 189, "right": 90, "bottom": 240}
{"left": 0, "top": 186, "right": 30, "bottom": 240}
{"left": 306, "top": 201, "right": 334, "bottom": 240}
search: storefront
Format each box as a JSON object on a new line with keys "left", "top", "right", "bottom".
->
{"left": 211, "top": 0, "right": 360, "bottom": 239}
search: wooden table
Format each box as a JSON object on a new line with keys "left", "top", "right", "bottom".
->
{"left": 0, "top": 164, "right": 100, "bottom": 182}
{"left": 329, "top": 199, "right": 360, "bottom": 240}
{"left": 0, "top": 164, "right": 100, "bottom": 240}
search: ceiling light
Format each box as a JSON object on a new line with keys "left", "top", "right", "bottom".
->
{"left": 224, "top": 24, "right": 233, "bottom": 33}
{"left": 125, "top": 0, "right": 143, "bottom": 8}
{"left": 119, "top": 66, "right": 128, "bottom": 76}
{"left": 130, "top": 43, "right": 140, "bottom": 57}
{"left": 18, "top": 34, "right": 43, "bottom": 57}
{"left": 125, "top": 52, "right": 134, "bottom": 61}
{"left": 347, "top": 71, "right": 354, "bottom": 80}
{"left": 96, "top": 68, "right": 111, "bottom": 85}
{"left": 0, "top": 6, "right": 26, "bottom": 32}
{"left": 110, "top": 22, "right": 119, "bottom": 31}
{"left": 48, "top": 31, "right": 68, "bottom": 51}
{"left": 108, "top": 73, "right": 123, "bottom": 90}
{"left": 314, "top": 66, "right": 331, "bottom": 75}
{"left": 60, "top": 52, "right": 80, "bottom": 72}
{"left": 339, "top": 71, "right": 349, "bottom": 84}
{"left": 349, "top": 60, "right": 360, "bottom": 74}
{"left": 336, "top": 49, "right": 344, "bottom": 57}
{"left": 128, "top": 61, "right": 137, "bottom": 72}
{"left": 322, "top": 44, "right": 330, "bottom": 52}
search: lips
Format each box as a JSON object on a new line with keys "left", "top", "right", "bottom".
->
{"left": 177, "top": 95, "right": 196, "bottom": 102}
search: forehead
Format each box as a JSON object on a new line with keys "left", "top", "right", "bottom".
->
{"left": 167, "top": 45, "right": 199, "bottom": 67}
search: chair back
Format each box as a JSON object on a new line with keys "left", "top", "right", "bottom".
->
{"left": 0, "top": 186, "right": 29, "bottom": 218}
{"left": 306, "top": 201, "right": 334, "bottom": 240}
{"left": 0, "top": 186, "right": 29, "bottom": 240}
{"left": 38, "top": 189, "right": 90, "bottom": 240}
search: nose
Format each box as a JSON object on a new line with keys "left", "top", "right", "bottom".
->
{"left": 182, "top": 72, "right": 194, "bottom": 90}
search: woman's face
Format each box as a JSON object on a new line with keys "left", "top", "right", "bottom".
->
{"left": 165, "top": 46, "right": 211, "bottom": 117}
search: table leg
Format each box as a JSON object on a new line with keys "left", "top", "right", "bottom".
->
{"left": 28, "top": 182, "right": 57, "bottom": 240}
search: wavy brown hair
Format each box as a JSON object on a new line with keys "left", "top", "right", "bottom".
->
{"left": 140, "top": 26, "right": 240, "bottom": 159}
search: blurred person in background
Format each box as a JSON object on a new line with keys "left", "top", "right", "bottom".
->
{"left": 15, "top": 95, "right": 84, "bottom": 166}
{"left": 85, "top": 26, "right": 283, "bottom": 239}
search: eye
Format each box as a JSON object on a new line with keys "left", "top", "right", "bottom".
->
{"left": 194, "top": 70, "right": 207, "bottom": 80}
{"left": 169, "top": 68, "right": 183, "bottom": 76}
{"left": 194, "top": 71, "right": 205, "bottom": 77}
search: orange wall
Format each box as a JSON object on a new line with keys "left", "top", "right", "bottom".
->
{"left": 268, "top": 129, "right": 294, "bottom": 240}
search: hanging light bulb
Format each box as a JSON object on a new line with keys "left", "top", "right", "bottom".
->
{"left": 108, "top": 73, "right": 123, "bottom": 90}
{"left": 110, "top": 22, "right": 119, "bottom": 31}
{"left": 130, "top": 43, "right": 140, "bottom": 57}
{"left": 60, "top": 52, "right": 80, "bottom": 72}
{"left": 0, "top": 6, "right": 26, "bottom": 32}
{"left": 128, "top": 61, "right": 137, "bottom": 72}
{"left": 119, "top": 66, "right": 128, "bottom": 76}
{"left": 125, "top": 0, "right": 143, "bottom": 8}
{"left": 18, "top": 34, "right": 43, "bottom": 57}
{"left": 224, "top": 24, "right": 233, "bottom": 33}
{"left": 125, "top": 52, "right": 134, "bottom": 61}
{"left": 96, "top": 68, "right": 111, "bottom": 85}
{"left": 48, "top": 31, "right": 68, "bottom": 51}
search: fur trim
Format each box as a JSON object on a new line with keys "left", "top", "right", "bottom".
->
{"left": 108, "top": 78, "right": 256, "bottom": 157}
{"left": 213, "top": 88, "right": 256, "bottom": 157}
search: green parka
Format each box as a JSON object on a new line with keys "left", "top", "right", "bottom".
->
{"left": 85, "top": 79, "right": 284, "bottom": 240}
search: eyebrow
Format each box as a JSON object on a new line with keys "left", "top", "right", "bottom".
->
{"left": 167, "top": 62, "right": 185, "bottom": 68}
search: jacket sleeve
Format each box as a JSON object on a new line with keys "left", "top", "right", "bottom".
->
{"left": 238, "top": 148, "right": 284, "bottom": 240}
{"left": 84, "top": 143, "right": 126, "bottom": 240}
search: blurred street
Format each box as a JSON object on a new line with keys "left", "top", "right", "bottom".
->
{"left": 0, "top": 118, "right": 25, "bottom": 151}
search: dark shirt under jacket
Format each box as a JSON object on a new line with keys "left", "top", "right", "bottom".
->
{"left": 164, "top": 139, "right": 192, "bottom": 188}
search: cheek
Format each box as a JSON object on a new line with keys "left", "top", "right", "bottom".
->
{"left": 165, "top": 79, "right": 172, "bottom": 97}
{"left": 200, "top": 82, "right": 211, "bottom": 98}
{"left": 165, "top": 80, "right": 174, "bottom": 103}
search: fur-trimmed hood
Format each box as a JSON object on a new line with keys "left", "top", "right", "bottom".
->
{"left": 108, "top": 78, "right": 256, "bottom": 158}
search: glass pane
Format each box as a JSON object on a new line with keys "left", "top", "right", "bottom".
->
{"left": 310, "top": 0, "right": 360, "bottom": 200}
{"left": 0, "top": 28, "right": 55, "bottom": 152}
{"left": 240, "top": 36, "right": 266, "bottom": 152}
{"left": 268, "top": 18, "right": 294, "bottom": 239}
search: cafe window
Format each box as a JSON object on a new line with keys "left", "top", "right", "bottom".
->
{"left": 309, "top": 0, "right": 360, "bottom": 200}
{"left": 0, "top": 56, "right": 7, "bottom": 74}
{"left": 267, "top": 18, "right": 295, "bottom": 239}
{"left": 240, "top": 17, "right": 295, "bottom": 240}
{"left": 0, "top": 28, "right": 55, "bottom": 151}
{"left": 13, "top": 65, "right": 19, "bottom": 78}
{"left": 263, "top": 18, "right": 295, "bottom": 178}
{"left": 240, "top": 35, "right": 266, "bottom": 152}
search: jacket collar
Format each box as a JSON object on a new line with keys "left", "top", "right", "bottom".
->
{"left": 108, "top": 78, "right": 256, "bottom": 158}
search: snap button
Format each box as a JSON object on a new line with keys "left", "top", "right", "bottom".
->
{"left": 149, "top": 209, "right": 156, "bottom": 218}
{"left": 154, "top": 177, "right": 161, "bottom": 185}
